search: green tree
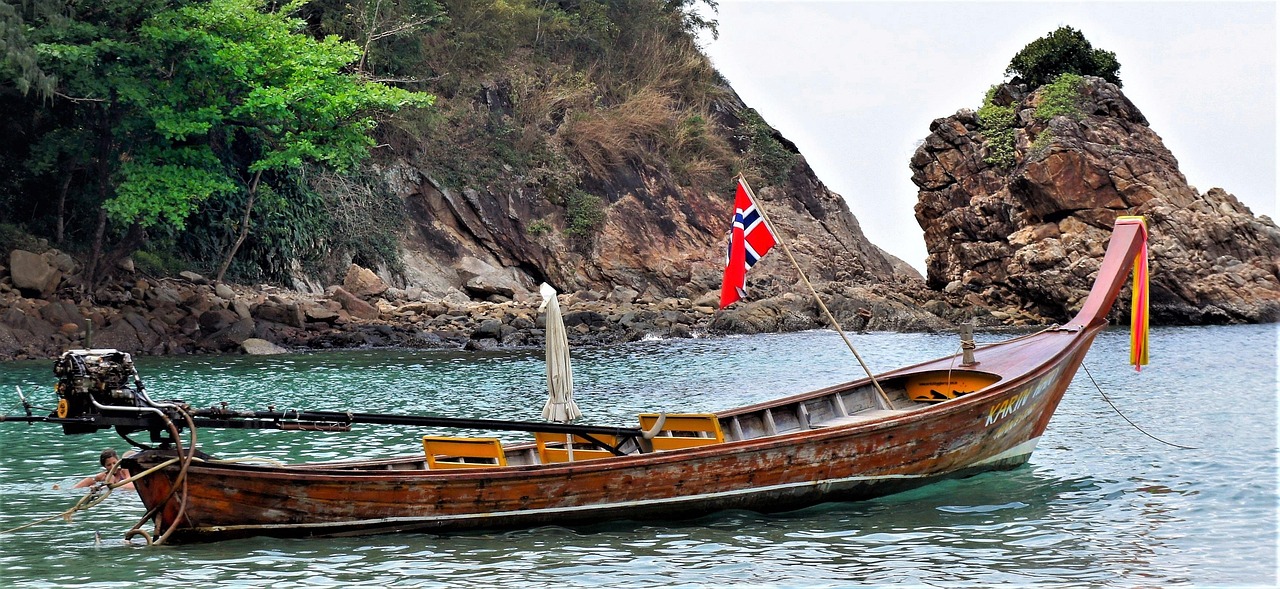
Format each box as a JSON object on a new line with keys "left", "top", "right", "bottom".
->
{"left": 0, "top": 0, "right": 59, "bottom": 98}
{"left": 1005, "top": 26, "right": 1121, "bottom": 89}
{"left": 16, "top": 0, "right": 433, "bottom": 282}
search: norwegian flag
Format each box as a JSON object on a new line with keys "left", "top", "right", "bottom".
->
{"left": 720, "top": 179, "right": 777, "bottom": 309}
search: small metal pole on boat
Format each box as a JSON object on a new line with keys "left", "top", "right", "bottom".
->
{"left": 960, "top": 323, "right": 977, "bottom": 366}
{"left": 85, "top": 319, "right": 92, "bottom": 349}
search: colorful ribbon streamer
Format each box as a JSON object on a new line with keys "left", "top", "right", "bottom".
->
{"left": 1120, "top": 216, "right": 1150, "bottom": 371}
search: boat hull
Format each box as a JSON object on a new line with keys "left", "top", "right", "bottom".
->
{"left": 126, "top": 330, "right": 1093, "bottom": 543}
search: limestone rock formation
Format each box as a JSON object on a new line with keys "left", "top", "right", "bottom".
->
{"left": 911, "top": 76, "right": 1280, "bottom": 324}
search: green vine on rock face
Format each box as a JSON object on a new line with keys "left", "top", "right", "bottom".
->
{"left": 566, "top": 190, "right": 605, "bottom": 237}
{"left": 1034, "top": 73, "right": 1085, "bottom": 122}
{"left": 977, "top": 85, "right": 1018, "bottom": 169}
{"left": 741, "top": 108, "right": 795, "bottom": 185}
{"left": 526, "top": 218, "right": 552, "bottom": 236}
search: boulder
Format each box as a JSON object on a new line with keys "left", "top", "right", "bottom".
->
{"left": 343, "top": 264, "right": 388, "bottom": 298}
{"left": 9, "top": 250, "right": 61, "bottom": 296}
{"left": 303, "top": 303, "right": 340, "bottom": 324}
{"left": 200, "top": 318, "right": 256, "bottom": 351}
{"left": 179, "top": 270, "right": 208, "bottom": 284}
{"left": 198, "top": 309, "right": 240, "bottom": 335}
{"left": 471, "top": 318, "right": 503, "bottom": 339}
{"left": 252, "top": 300, "right": 305, "bottom": 328}
{"left": 607, "top": 285, "right": 641, "bottom": 305}
{"left": 43, "top": 249, "right": 77, "bottom": 273}
{"left": 241, "top": 338, "right": 287, "bottom": 355}
{"left": 214, "top": 283, "right": 236, "bottom": 300}
{"left": 329, "top": 286, "right": 380, "bottom": 320}
{"left": 39, "top": 300, "right": 86, "bottom": 331}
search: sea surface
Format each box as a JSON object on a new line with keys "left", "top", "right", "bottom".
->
{"left": 0, "top": 325, "right": 1275, "bottom": 587}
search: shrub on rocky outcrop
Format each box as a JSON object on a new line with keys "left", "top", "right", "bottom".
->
{"left": 1006, "top": 26, "right": 1122, "bottom": 89}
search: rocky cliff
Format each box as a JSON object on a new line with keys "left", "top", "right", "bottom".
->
{"left": 0, "top": 88, "right": 951, "bottom": 361}
{"left": 911, "top": 76, "right": 1280, "bottom": 324}
{"left": 379, "top": 86, "right": 945, "bottom": 333}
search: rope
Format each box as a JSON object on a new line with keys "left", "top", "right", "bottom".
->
{"left": 737, "top": 177, "right": 894, "bottom": 409}
{"left": 0, "top": 457, "right": 178, "bottom": 536}
{"left": 125, "top": 407, "right": 198, "bottom": 546}
{"left": 1081, "top": 362, "right": 1198, "bottom": 450}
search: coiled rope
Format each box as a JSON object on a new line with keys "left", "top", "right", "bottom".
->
{"left": 125, "top": 406, "right": 199, "bottom": 545}
{"left": 1081, "top": 362, "right": 1199, "bottom": 450}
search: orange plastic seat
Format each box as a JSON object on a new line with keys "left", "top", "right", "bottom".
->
{"left": 422, "top": 436, "right": 508, "bottom": 469}
{"left": 638, "top": 413, "right": 724, "bottom": 451}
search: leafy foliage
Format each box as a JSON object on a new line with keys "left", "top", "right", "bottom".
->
{"left": 3, "top": 0, "right": 432, "bottom": 281}
{"left": 1033, "top": 72, "right": 1085, "bottom": 121}
{"left": 741, "top": 109, "right": 795, "bottom": 185}
{"left": 0, "top": 0, "right": 59, "bottom": 98}
{"left": 976, "top": 86, "right": 1018, "bottom": 169}
{"left": 1006, "top": 26, "right": 1121, "bottom": 89}
{"left": 2, "top": 0, "right": 738, "bottom": 280}
{"left": 565, "top": 190, "right": 605, "bottom": 237}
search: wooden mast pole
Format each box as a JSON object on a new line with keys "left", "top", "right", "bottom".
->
{"left": 737, "top": 176, "right": 894, "bottom": 409}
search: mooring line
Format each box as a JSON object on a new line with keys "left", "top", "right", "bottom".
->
{"left": 0, "top": 457, "right": 183, "bottom": 537}
{"left": 1081, "top": 362, "right": 1198, "bottom": 450}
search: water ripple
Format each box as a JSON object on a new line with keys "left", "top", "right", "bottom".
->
{"left": 0, "top": 325, "right": 1275, "bottom": 586}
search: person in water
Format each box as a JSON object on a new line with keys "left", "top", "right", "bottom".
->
{"left": 71, "top": 448, "right": 133, "bottom": 490}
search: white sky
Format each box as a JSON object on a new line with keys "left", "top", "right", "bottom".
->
{"left": 701, "top": 1, "right": 1277, "bottom": 273}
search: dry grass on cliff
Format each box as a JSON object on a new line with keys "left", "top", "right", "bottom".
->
{"left": 559, "top": 87, "right": 676, "bottom": 178}
{"left": 551, "top": 18, "right": 736, "bottom": 183}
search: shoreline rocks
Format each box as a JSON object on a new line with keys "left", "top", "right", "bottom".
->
{"left": 0, "top": 257, "right": 965, "bottom": 361}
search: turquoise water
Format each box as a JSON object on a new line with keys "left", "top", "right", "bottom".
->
{"left": 0, "top": 325, "right": 1275, "bottom": 587}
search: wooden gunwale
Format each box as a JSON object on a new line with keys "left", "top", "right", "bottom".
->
{"left": 128, "top": 324, "right": 1101, "bottom": 542}
{"left": 136, "top": 325, "right": 1098, "bottom": 482}
{"left": 126, "top": 220, "right": 1146, "bottom": 542}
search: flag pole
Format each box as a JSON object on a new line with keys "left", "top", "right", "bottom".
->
{"left": 737, "top": 176, "right": 894, "bottom": 409}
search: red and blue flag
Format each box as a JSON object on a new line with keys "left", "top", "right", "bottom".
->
{"left": 720, "top": 179, "right": 777, "bottom": 309}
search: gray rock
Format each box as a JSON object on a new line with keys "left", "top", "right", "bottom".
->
{"left": 608, "top": 285, "right": 641, "bottom": 305}
{"left": 9, "top": 250, "right": 61, "bottom": 296}
{"left": 179, "top": 271, "right": 207, "bottom": 284}
{"left": 215, "top": 283, "right": 236, "bottom": 300}
{"left": 198, "top": 309, "right": 239, "bottom": 334}
{"left": 202, "top": 318, "right": 256, "bottom": 351}
{"left": 241, "top": 338, "right": 287, "bottom": 355}
{"left": 39, "top": 301, "right": 85, "bottom": 331}
{"left": 464, "top": 275, "right": 515, "bottom": 299}
{"left": 471, "top": 318, "right": 503, "bottom": 339}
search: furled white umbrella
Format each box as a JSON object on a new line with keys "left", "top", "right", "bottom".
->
{"left": 539, "top": 283, "right": 581, "bottom": 423}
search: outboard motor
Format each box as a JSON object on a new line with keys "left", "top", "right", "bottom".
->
{"left": 51, "top": 349, "right": 144, "bottom": 434}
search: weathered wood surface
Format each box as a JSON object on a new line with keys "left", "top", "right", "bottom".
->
{"left": 125, "top": 220, "right": 1147, "bottom": 543}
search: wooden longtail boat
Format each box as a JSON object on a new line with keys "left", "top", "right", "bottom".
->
{"left": 111, "top": 218, "right": 1151, "bottom": 544}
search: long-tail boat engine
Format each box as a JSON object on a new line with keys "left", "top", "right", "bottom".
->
{"left": 52, "top": 349, "right": 153, "bottom": 435}
{"left": 17, "top": 349, "right": 640, "bottom": 453}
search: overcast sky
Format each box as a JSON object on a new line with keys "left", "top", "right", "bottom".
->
{"left": 701, "top": 1, "right": 1277, "bottom": 273}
